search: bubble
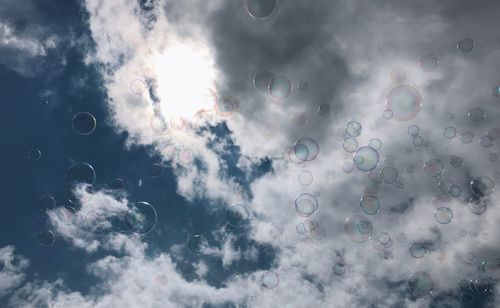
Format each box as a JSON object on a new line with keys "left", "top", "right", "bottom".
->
{"left": 419, "top": 54, "right": 439, "bottom": 72}
{"left": 466, "top": 252, "right": 476, "bottom": 262}
{"left": 293, "top": 137, "right": 320, "bottom": 162}
{"left": 261, "top": 271, "right": 279, "bottom": 289}
{"left": 294, "top": 193, "right": 319, "bottom": 217}
{"left": 39, "top": 195, "right": 56, "bottom": 212}
{"left": 110, "top": 178, "right": 125, "bottom": 190}
{"left": 36, "top": 230, "right": 55, "bottom": 247}
{"left": 246, "top": 0, "right": 276, "bottom": 19}
{"left": 423, "top": 159, "right": 444, "bottom": 177}
{"left": 333, "top": 262, "right": 347, "bottom": 276}
{"left": 318, "top": 103, "right": 331, "bottom": 118}
{"left": 408, "top": 271, "right": 434, "bottom": 297}
{"left": 67, "top": 162, "right": 96, "bottom": 185}
{"left": 253, "top": 70, "right": 274, "bottom": 91}
{"left": 126, "top": 202, "right": 157, "bottom": 235}
{"left": 449, "top": 185, "right": 462, "bottom": 198}
{"left": 215, "top": 97, "right": 240, "bottom": 117}
{"left": 409, "top": 242, "right": 426, "bottom": 258}
{"left": 360, "top": 195, "right": 380, "bottom": 215}
{"left": 177, "top": 148, "right": 194, "bottom": 165}
{"left": 130, "top": 79, "right": 147, "bottom": 95}
{"left": 380, "top": 166, "right": 399, "bottom": 184}
{"left": 480, "top": 136, "right": 494, "bottom": 148}
{"left": 58, "top": 207, "right": 76, "bottom": 226}
{"left": 382, "top": 109, "right": 393, "bottom": 120}
{"left": 269, "top": 76, "right": 291, "bottom": 100}
{"left": 342, "top": 161, "right": 354, "bottom": 173}
{"left": 344, "top": 215, "right": 373, "bottom": 243}
{"left": 226, "top": 204, "right": 250, "bottom": 228}
{"left": 146, "top": 163, "right": 163, "bottom": 178}
{"left": 412, "top": 135, "right": 424, "bottom": 147}
{"left": 353, "top": 146, "right": 379, "bottom": 172}
{"left": 187, "top": 235, "right": 209, "bottom": 255}
{"left": 467, "top": 107, "right": 486, "bottom": 122}
{"left": 459, "top": 132, "right": 474, "bottom": 144}
{"left": 376, "top": 232, "right": 393, "bottom": 248}
{"left": 27, "top": 148, "right": 41, "bottom": 161}
{"left": 396, "top": 232, "right": 407, "bottom": 243}
{"left": 298, "top": 170, "right": 313, "bottom": 186}
{"left": 480, "top": 258, "right": 500, "bottom": 281}
{"left": 386, "top": 85, "right": 422, "bottom": 121}
{"left": 449, "top": 155, "right": 463, "bottom": 168}
{"left": 492, "top": 85, "right": 500, "bottom": 97}
{"left": 489, "top": 153, "right": 498, "bottom": 162}
{"left": 468, "top": 200, "right": 487, "bottom": 215}
{"left": 438, "top": 179, "right": 453, "bottom": 194}
{"left": 443, "top": 127, "right": 456, "bottom": 139}
{"left": 473, "top": 278, "right": 493, "bottom": 295}
{"left": 150, "top": 115, "right": 169, "bottom": 134}
{"left": 407, "top": 125, "right": 420, "bottom": 136}
{"left": 345, "top": 121, "right": 362, "bottom": 137}
{"left": 343, "top": 137, "right": 358, "bottom": 153}
{"left": 457, "top": 38, "right": 474, "bottom": 53}
{"left": 470, "top": 176, "right": 495, "bottom": 197}
{"left": 72, "top": 112, "right": 96, "bottom": 136}
{"left": 368, "top": 138, "right": 382, "bottom": 151}
{"left": 434, "top": 207, "right": 453, "bottom": 224}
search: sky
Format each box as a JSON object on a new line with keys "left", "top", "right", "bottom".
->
{"left": 1, "top": 0, "right": 500, "bottom": 307}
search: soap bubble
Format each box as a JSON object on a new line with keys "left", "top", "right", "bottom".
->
{"left": 423, "top": 159, "right": 444, "bottom": 177}
{"left": 345, "top": 121, "right": 362, "bottom": 137}
{"left": 467, "top": 107, "right": 485, "bottom": 122}
{"left": 360, "top": 195, "right": 380, "bottom": 215}
{"left": 343, "top": 137, "right": 358, "bottom": 153}
{"left": 434, "top": 207, "right": 453, "bottom": 224}
{"left": 443, "top": 127, "right": 456, "bottom": 139}
{"left": 457, "top": 38, "right": 474, "bottom": 53}
{"left": 409, "top": 242, "right": 426, "bottom": 258}
{"left": 344, "top": 215, "right": 373, "bottom": 243}
{"left": 261, "top": 271, "right": 279, "bottom": 289}
{"left": 353, "top": 147, "right": 379, "bottom": 172}
{"left": 419, "top": 54, "right": 439, "bottom": 72}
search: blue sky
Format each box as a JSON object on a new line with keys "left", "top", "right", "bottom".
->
{"left": 1, "top": 0, "right": 500, "bottom": 307}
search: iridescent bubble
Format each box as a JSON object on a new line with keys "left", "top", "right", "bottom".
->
{"left": 318, "top": 104, "right": 331, "bottom": 118}
{"left": 39, "top": 195, "right": 55, "bottom": 212}
{"left": 480, "top": 136, "right": 494, "bottom": 148}
{"left": 376, "top": 232, "right": 393, "bottom": 248}
{"left": 147, "top": 163, "right": 163, "bottom": 178}
{"left": 438, "top": 179, "right": 453, "bottom": 194}
{"left": 269, "top": 76, "right": 291, "bottom": 100}
{"left": 293, "top": 137, "right": 320, "bottom": 162}
{"left": 457, "top": 38, "right": 474, "bottom": 53}
{"left": 226, "top": 204, "right": 250, "bottom": 228}
{"left": 480, "top": 258, "right": 500, "bottom": 281}
{"left": 467, "top": 107, "right": 486, "bottom": 122}
{"left": 360, "top": 195, "right": 380, "bottom": 215}
{"left": 261, "top": 271, "right": 279, "bottom": 289}
{"left": 28, "top": 148, "right": 41, "bottom": 161}
{"left": 298, "top": 170, "right": 313, "bottom": 186}
{"left": 353, "top": 146, "right": 379, "bottom": 172}
{"left": 407, "top": 125, "right": 420, "bottom": 136}
{"left": 382, "top": 109, "right": 393, "bottom": 120}
{"left": 460, "top": 132, "right": 474, "bottom": 144}
{"left": 368, "top": 138, "right": 382, "bottom": 151}
{"left": 344, "top": 215, "right": 373, "bottom": 243}
{"left": 345, "top": 121, "right": 362, "bottom": 137}
{"left": 492, "top": 85, "right": 500, "bottom": 97}
{"left": 187, "top": 235, "right": 209, "bottom": 255}
{"left": 72, "top": 112, "right": 96, "bottom": 135}
{"left": 246, "top": 0, "right": 277, "bottom": 19}
{"left": 423, "top": 159, "right": 444, "bottom": 177}
{"left": 294, "top": 193, "right": 319, "bottom": 217}
{"left": 380, "top": 166, "right": 399, "bottom": 184}
{"left": 130, "top": 79, "right": 147, "bottom": 95}
{"left": 67, "top": 162, "right": 96, "bottom": 185}
{"left": 332, "top": 262, "right": 347, "bottom": 276}
{"left": 342, "top": 161, "right": 354, "bottom": 174}
{"left": 386, "top": 85, "right": 422, "bottom": 121}
{"left": 412, "top": 136, "right": 424, "bottom": 147}
{"left": 215, "top": 97, "right": 240, "bottom": 117}
{"left": 253, "top": 70, "right": 274, "bottom": 91}
{"left": 449, "top": 155, "right": 463, "bottom": 168}
{"left": 408, "top": 271, "right": 434, "bottom": 297}
{"left": 434, "top": 207, "right": 453, "bottom": 224}
{"left": 419, "top": 54, "right": 439, "bottom": 72}
{"left": 443, "top": 126, "right": 456, "bottom": 139}
{"left": 126, "top": 202, "right": 157, "bottom": 235}
{"left": 470, "top": 176, "right": 495, "bottom": 197}
{"left": 36, "top": 230, "right": 55, "bottom": 247}
{"left": 343, "top": 137, "right": 358, "bottom": 153}
{"left": 409, "top": 242, "right": 426, "bottom": 258}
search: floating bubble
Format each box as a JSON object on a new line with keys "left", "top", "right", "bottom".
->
{"left": 39, "top": 196, "right": 55, "bottom": 212}
{"left": 246, "top": 0, "right": 276, "bottom": 19}
{"left": 434, "top": 207, "right": 453, "bottom": 224}
{"left": 423, "top": 159, "right": 444, "bottom": 177}
{"left": 407, "top": 125, "right": 420, "bottom": 136}
{"left": 368, "top": 138, "right": 382, "bottom": 151}
{"left": 470, "top": 176, "right": 495, "bottom": 197}
{"left": 443, "top": 127, "right": 456, "bottom": 139}
{"left": 343, "top": 137, "right": 358, "bottom": 153}
{"left": 480, "top": 258, "right": 500, "bottom": 281}
{"left": 126, "top": 202, "right": 157, "bottom": 235}
{"left": 480, "top": 136, "right": 493, "bottom": 148}
{"left": 409, "top": 242, "right": 426, "bottom": 258}
{"left": 269, "top": 76, "right": 291, "bottom": 100}
{"left": 298, "top": 170, "right": 313, "bottom": 186}
{"left": 333, "top": 262, "right": 347, "bottom": 276}
{"left": 344, "top": 215, "right": 373, "bottom": 243}
{"left": 376, "top": 232, "right": 393, "bottom": 248}
{"left": 28, "top": 148, "right": 41, "bottom": 161}
{"left": 150, "top": 115, "right": 169, "bottom": 134}
{"left": 380, "top": 166, "right": 399, "bottom": 184}
{"left": 449, "top": 185, "right": 462, "bottom": 198}
{"left": 72, "top": 112, "right": 96, "bottom": 135}
{"left": 342, "top": 161, "right": 354, "bottom": 173}
{"left": 253, "top": 70, "right": 274, "bottom": 92}
{"left": 419, "top": 54, "right": 439, "bottom": 72}
{"left": 66, "top": 183, "right": 93, "bottom": 205}
{"left": 438, "top": 179, "right": 453, "bottom": 194}
{"left": 226, "top": 204, "right": 250, "bottom": 228}
{"left": 36, "top": 230, "right": 55, "bottom": 247}
{"left": 386, "top": 85, "right": 422, "bottom": 121}
{"left": 215, "top": 97, "right": 240, "bottom": 117}
{"left": 130, "top": 79, "right": 147, "bottom": 95}
{"left": 460, "top": 132, "right": 474, "bottom": 144}
{"left": 353, "top": 146, "right": 379, "bottom": 172}
{"left": 467, "top": 107, "right": 485, "bottom": 122}
{"left": 391, "top": 68, "right": 407, "bottom": 84}
{"left": 449, "top": 155, "right": 463, "bottom": 168}
{"left": 382, "top": 109, "right": 393, "bottom": 120}
{"left": 360, "top": 195, "right": 380, "bottom": 215}
{"left": 147, "top": 163, "right": 163, "bottom": 178}
{"left": 468, "top": 200, "right": 487, "bottom": 215}
{"left": 345, "top": 121, "right": 362, "bottom": 137}
{"left": 408, "top": 272, "right": 434, "bottom": 297}
{"left": 294, "top": 193, "right": 319, "bottom": 217}
{"left": 457, "top": 38, "right": 474, "bottom": 53}
{"left": 110, "top": 178, "right": 125, "bottom": 190}
{"left": 261, "top": 271, "right": 279, "bottom": 289}
{"left": 492, "top": 85, "right": 500, "bottom": 97}
{"left": 318, "top": 103, "right": 331, "bottom": 118}
{"left": 187, "top": 235, "right": 209, "bottom": 255}
{"left": 396, "top": 232, "right": 407, "bottom": 243}
{"left": 67, "top": 162, "right": 96, "bottom": 185}
{"left": 177, "top": 148, "right": 194, "bottom": 165}
{"left": 412, "top": 135, "right": 424, "bottom": 147}
{"left": 293, "top": 137, "right": 319, "bottom": 162}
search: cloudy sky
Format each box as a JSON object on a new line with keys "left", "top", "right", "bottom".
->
{"left": 2, "top": 0, "right": 500, "bottom": 307}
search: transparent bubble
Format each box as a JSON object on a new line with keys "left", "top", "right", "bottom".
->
{"left": 409, "top": 242, "right": 426, "bottom": 258}
{"left": 72, "top": 112, "right": 96, "bottom": 135}
{"left": 253, "top": 70, "right": 274, "bottom": 92}
{"left": 67, "top": 162, "right": 96, "bottom": 185}
{"left": 423, "top": 159, "right": 444, "bottom": 177}
{"left": 382, "top": 109, "right": 393, "bottom": 120}
{"left": 412, "top": 135, "right": 424, "bottom": 147}
{"left": 360, "top": 195, "right": 380, "bottom": 215}
{"left": 215, "top": 97, "right": 240, "bottom": 117}
{"left": 457, "top": 38, "right": 474, "bottom": 53}
{"left": 467, "top": 108, "right": 486, "bottom": 122}
{"left": 368, "top": 138, "right": 382, "bottom": 151}
{"left": 126, "top": 202, "right": 157, "bottom": 235}
{"left": 28, "top": 148, "right": 41, "bottom": 161}
{"left": 443, "top": 127, "right": 456, "bottom": 139}
{"left": 473, "top": 278, "right": 493, "bottom": 295}
{"left": 460, "top": 132, "right": 474, "bottom": 144}
{"left": 380, "top": 166, "right": 399, "bottom": 184}
{"left": 343, "top": 137, "right": 358, "bottom": 153}
{"left": 147, "top": 163, "right": 163, "bottom": 178}
{"left": 408, "top": 272, "right": 434, "bottom": 297}
{"left": 36, "top": 230, "right": 55, "bottom": 247}
{"left": 333, "top": 262, "right": 347, "bottom": 276}
{"left": 408, "top": 125, "right": 420, "bottom": 136}
{"left": 386, "top": 85, "right": 422, "bottom": 121}
{"left": 434, "top": 207, "right": 453, "bottom": 224}
{"left": 317, "top": 103, "right": 331, "bottom": 118}
{"left": 376, "top": 232, "right": 393, "bottom": 248}
{"left": 480, "top": 258, "right": 500, "bottom": 281}
{"left": 39, "top": 196, "right": 55, "bottom": 212}
{"left": 449, "top": 185, "right": 462, "bottom": 198}
{"left": 489, "top": 153, "right": 498, "bottom": 162}
{"left": 342, "top": 161, "right": 354, "bottom": 174}
{"left": 226, "top": 204, "right": 250, "bottom": 228}
{"left": 449, "top": 155, "right": 463, "bottom": 168}
{"left": 438, "top": 179, "right": 453, "bottom": 194}
{"left": 269, "top": 76, "right": 291, "bottom": 100}
{"left": 130, "top": 79, "right": 147, "bottom": 95}
{"left": 396, "top": 232, "right": 407, "bottom": 243}
{"left": 344, "top": 215, "right": 373, "bottom": 243}
{"left": 187, "top": 235, "right": 209, "bottom": 255}
{"left": 150, "top": 115, "right": 169, "bottom": 134}
{"left": 492, "top": 85, "right": 500, "bottom": 97}
{"left": 298, "top": 170, "right": 313, "bottom": 186}
{"left": 345, "top": 121, "right": 362, "bottom": 137}
{"left": 261, "top": 271, "right": 279, "bottom": 289}
{"left": 480, "top": 136, "right": 494, "bottom": 148}
{"left": 293, "top": 137, "right": 319, "bottom": 162}
{"left": 468, "top": 200, "right": 487, "bottom": 215}
{"left": 353, "top": 146, "right": 379, "bottom": 172}
{"left": 466, "top": 252, "right": 476, "bottom": 262}
{"left": 294, "top": 193, "right": 319, "bottom": 217}
{"left": 419, "top": 54, "right": 439, "bottom": 72}
{"left": 246, "top": 0, "right": 277, "bottom": 19}
{"left": 470, "top": 176, "right": 495, "bottom": 197}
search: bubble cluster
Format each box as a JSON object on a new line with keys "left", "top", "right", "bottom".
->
{"left": 386, "top": 85, "right": 422, "bottom": 121}
{"left": 344, "top": 215, "right": 373, "bottom": 243}
{"left": 368, "top": 138, "right": 382, "bottom": 151}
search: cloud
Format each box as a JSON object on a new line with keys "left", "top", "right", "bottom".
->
{"left": 0, "top": 246, "right": 29, "bottom": 298}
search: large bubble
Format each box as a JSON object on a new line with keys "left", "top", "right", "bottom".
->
{"left": 360, "top": 195, "right": 380, "bottom": 215}
{"left": 295, "top": 193, "right": 319, "bottom": 217}
{"left": 467, "top": 107, "right": 486, "bottom": 122}
{"left": 125, "top": 202, "right": 157, "bottom": 235}
{"left": 246, "top": 0, "right": 277, "bottom": 19}
{"left": 408, "top": 272, "right": 434, "bottom": 297}
{"left": 72, "top": 112, "right": 96, "bottom": 136}
{"left": 353, "top": 146, "right": 380, "bottom": 172}
{"left": 386, "top": 85, "right": 422, "bottom": 121}
{"left": 470, "top": 176, "right": 495, "bottom": 197}
{"left": 67, "top": 162, "right": 96, "bottom": 185}
{"left": 344, "top": 215, "right": 373, "bottom": 243}
{"left": 226, "top": 204, "right": 250, "bottom": 228}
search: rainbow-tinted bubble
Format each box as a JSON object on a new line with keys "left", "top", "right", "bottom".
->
{"left": 407, "top": 125, "right": 420, "bottom": 137}
{"left": 187, "top": 235, "right": 209, "bottom": 255}
{"left": 72, "top": 112, "right": 96, "bottom": 136}
{"left": 343, "top": 137, "right": 358, "bottom": 153}
{"left": 125, "top": 202, "right": 157, "bottom": 235}
{"left": 344, "top": 215, "right": 373, "bottom": 243}
{"left": 345, "top": 121, "right": 362, "bottom": 137}
{"left": 294, "top": 193, "right": 319, "bottom": 217}
{"left": 293, "top": 137, "right": 320, "bottom": 162}
{"left": 468, "top": 107, "right": 486, "bottom": 122}
{"left": 470, "top": 176, "right": 495, "bottom": 197}
{"left": 148, "top": 163, "right": 163, "bottom": 178}
{"left": 368, "top": 138, "right": 382, "bottom": 151}
{"left": 360, "top": 195, "right": 380, "bottom": 215}
{"left": 39, "top": 196, "right": 55, "bottom": 212}
{"left": 460, "top": 132, "right": 474, "bottom": 144}
{"left": 353, "top": 146, "right": 379, "bottom": 172}
{"left": 434, "top": 207, "right": 453, "bottom": 224}
{"left": 386, "top": 85, "right": 422, "bottom": 121}
{"left": 382, "top": 109, "right": 393, "bottom": 120}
